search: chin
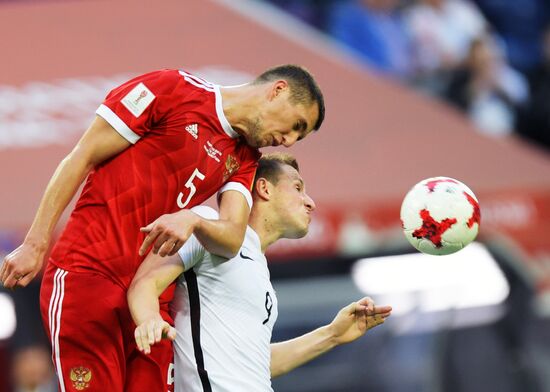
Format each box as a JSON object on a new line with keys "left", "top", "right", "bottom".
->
{"left": 290, "top": 225, "right": 309, "bottom": 239}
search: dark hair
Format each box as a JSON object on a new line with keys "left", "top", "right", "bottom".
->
{"left": 253, "top": 152, "right": 299, "bottom": 192}
{"left": 254, "top": 64, "right": 325, "bottom": 131}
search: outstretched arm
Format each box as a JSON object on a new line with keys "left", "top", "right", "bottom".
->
{"left": 127, "top": 252, "right": 184, "bottom": 354}
{"left": 0, "top": 116, "right": 131, "bottom": 288}
{"left": 270, "top": 297, "right": 392, "bottom": 378}
{"left": 139, "top": 190, "right": 249, "bottom": 259}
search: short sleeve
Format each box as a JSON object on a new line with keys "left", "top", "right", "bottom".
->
{"left": 95, "top": 69, "right": 182, "bottom": 144}
{"left": 177, "top": 235, "right": 205, "bottom": 271}
{"left": 177, "top": 206, "right": 220, "bottom": 270}
{"left": 218, "top": 150, "right": 260, "bottom": 209}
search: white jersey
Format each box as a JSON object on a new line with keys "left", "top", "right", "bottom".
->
{"left": 172, "top": 206, "right": 278, "bottom": 392}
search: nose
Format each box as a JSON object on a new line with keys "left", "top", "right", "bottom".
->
{"left": 305, "top": 194, "right": 316, "bottom": 212}
{"left": 282, "top": 132, "right": 300, "bottom": 147}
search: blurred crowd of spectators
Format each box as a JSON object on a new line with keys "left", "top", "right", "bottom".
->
{"left": 264, "top": 0, "right": 550, "bottom": 150}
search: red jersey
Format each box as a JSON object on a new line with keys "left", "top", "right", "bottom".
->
{"left": 50, "top": 69, "right": 260, "bottom": 290}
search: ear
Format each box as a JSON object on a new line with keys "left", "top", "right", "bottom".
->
{"left": 253, "top": 178, "right": 272, "bottom": 201}
{"left": 268, "top": 80, "right": 289, "bottom": 100}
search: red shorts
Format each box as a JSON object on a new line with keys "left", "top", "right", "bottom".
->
{"left": 40, "top": 262, "right": 174, "bottom": 392}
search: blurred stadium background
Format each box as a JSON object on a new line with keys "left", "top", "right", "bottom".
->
{"left": 1, "top": 0, "right": 550, "bottom": 391}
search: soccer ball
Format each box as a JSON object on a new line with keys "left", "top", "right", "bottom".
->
{"left": 400, "top": 177, "right": 480, "bottom": 255}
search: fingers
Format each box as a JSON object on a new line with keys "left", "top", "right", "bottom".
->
{"left": 0, "top": 256, "right": 14, "bottom": 287}
{"left": 0, "top": 259, "right": 7, "bottom": 284}
{"left": 139, "top": 224, "right": 181, "bottom": 257}
{"left": 374, "top": 305, "right": 392, "bottom": 315}
{"left": 134, "top": 320, "right": 175, "bottom": 355}
{"left": 140, "top": 224, "right": 153, "bottom": 234}
{"left": 356, "top": 298, "right": 392, "bottom": 316}
{"left": 17, "top": 272, "right": 35, "bottom": 288}
{"left": 165, "top": 326, "right": 177, "bottom": 341}
{"left": 156, "top": 237, "right": 177, "bottom": 257}
{"left": 3, "top": 271, "right": 26, "bottom": 290}
{"left": 356, "top": 297, "right": 375, "bottom": 315}
{"left": 139, "top": 225, "right": 159, "bottom": 256}
{"left": 168, "top": 240, "right": 183, "bottom": 256}
{"left": 139, "top": 230, "right": 185, "bottom": 257}
{"left": 134, "top": 325, "right": 149, "bottom": 354}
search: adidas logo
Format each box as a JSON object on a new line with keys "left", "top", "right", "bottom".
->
{"left": 185, "top": 123, "right": 198, "bottom": 139}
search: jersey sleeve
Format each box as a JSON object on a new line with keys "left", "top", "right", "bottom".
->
{"left": 218, "top": 150, "right": 260, "bottom": 209}
{"left": 95, "top": 69, "right": 182, "bottom": 144}
{"left": 177, "top": 206, "right": 220, "bottom": 270}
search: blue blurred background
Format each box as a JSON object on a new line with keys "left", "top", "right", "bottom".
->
{"left": 1, "top": 0, "right": 550, "bottom": 391}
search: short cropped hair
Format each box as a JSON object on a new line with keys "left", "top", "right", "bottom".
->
{"left": 254, "top": 65, "right": 325, "bottom": 131}
{"left": 253, "top": 152, "right": 299, "bottom": 192}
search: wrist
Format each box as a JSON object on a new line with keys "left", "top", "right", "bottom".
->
{"left": 23, "top": 236, "right": 49, "bottom": 253}
{"left": 321, "top": 325, "right": 340, "bottom": 349}
{"left": 135, "top": 312, "right": 163, "bottom": 326}
{"left": 188, "top": 210, "right": 202, "bottom": 233}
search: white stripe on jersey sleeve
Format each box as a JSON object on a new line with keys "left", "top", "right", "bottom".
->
{"left": 217, "top": 182, "right": 253, "bottom": 210}
{"left": 96, "top": 104, "right": 141, "bottom": 144}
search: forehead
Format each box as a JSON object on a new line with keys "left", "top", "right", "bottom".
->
{"left": 300, "top": 102, "right": 319, "bottom": 125}
{"left": 278, "top": 164, "right": 304, "bottom": 184}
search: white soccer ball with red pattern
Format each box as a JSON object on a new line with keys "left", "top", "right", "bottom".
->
{"left": 400, "top": 177, "right": 481, "bottom": 255}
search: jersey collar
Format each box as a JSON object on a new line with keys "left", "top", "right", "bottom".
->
{"left": 214, "top": 85, "right": 240, "bottom": 139}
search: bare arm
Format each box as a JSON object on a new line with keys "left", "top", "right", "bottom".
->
{"left": 139, "top": 190, "right": 250, "bottom": 259}
{"left": 194, "top": 190, "right": 249, "bottom": 257}
{"left": 0, "top": 116, "right": 131, "bottom": 288}
{"left": 127, "top": 252, "right": 184, "bottom": 354}
{"left": 271, "top": 298, "right": 392, "bottom": 378}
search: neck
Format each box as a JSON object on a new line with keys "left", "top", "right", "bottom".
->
{"left": 248, "top": 207, "right": 281, "bottom": 254}
{"left": 219, "top": 84, "right": 258, "bottom": 139}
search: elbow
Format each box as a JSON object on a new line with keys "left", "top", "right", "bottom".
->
{"left": 270, "top": 363, "right": 288, "bottom": 379}
{"left": 215, "top": 225, "right": 246, "bottom": 259}
{"left": 226, "top": 230, "right": 246, "bottom": 258}
{"left": 227, "top": 243, "right": 242, "bottom": 259}
{"left": 217, "top": 244, "right": 240, "bottom": 259}
{"left": 127, "top": 280, "right": 140, "bottom": 303}
{"left": 127, "top": 275, "right": 149, "bottom": 303}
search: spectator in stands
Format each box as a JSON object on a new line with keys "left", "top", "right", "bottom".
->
{"left": 405, "top": 0, "right": 487, "bottom": 93}
{"left": 10, "top": 280, "right": 56, "bottom": 392}
{"left": 12, "top": 345, "right": 56, "bottom": 392}
{"left": 326, "top": 0, "right": 413, "bottom": 79}
{"left": 444, "top": 33, "right": 529, "bottom": 136}
{"left": 472, "top": 0, "right": 550, "bottom": 75}
{"left": 517, "top": 24, "right": 550, "bottom": 149}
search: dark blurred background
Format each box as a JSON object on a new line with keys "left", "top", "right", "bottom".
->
{"left": 1, "top": 0, "right": 549, "bottom": 391}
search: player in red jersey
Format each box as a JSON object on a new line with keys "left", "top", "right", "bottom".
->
{"left": 0, "top": 65, "right": 325, "bottom": 391}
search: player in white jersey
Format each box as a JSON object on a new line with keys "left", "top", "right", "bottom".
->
{"left": 127, "top": 153, "right": 392, "bottom": 391}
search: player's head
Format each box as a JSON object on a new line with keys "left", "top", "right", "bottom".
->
{"left": 244, "top": 65, "right": 325, "bottom": 149}
{"left": 251, "top": 152, "right": 316, "bottom": 239}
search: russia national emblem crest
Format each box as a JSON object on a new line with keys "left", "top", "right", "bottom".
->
{"left": 70, "top": 366, "right": 92, "bottom": 390}
{"left": 223, "top": 155, "right": 240, "bottom": 181}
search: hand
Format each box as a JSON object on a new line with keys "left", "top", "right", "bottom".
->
{"left": 134, "top": 316, "right": 177, "bottom": 355}
{"left": 0, "top": 242, "right": 47, "bottom": 289}
{"left": 328, "top": 297, "right": 392, "bottom": 346}
{"left": 139, "top": 210, "right": 200, "bottom": 257}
